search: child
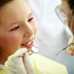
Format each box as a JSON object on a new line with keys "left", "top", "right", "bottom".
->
{"left": 0, "top": 0, "right": 37, "bottom": 74}
{"left": 0, "top": 0, "right": 68, "bottom": 74}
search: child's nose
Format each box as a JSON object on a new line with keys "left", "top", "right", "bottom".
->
{"left": 22, "top": 22, "right": 34, "bottom": 38}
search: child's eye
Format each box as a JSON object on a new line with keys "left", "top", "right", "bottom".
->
{"left": 9, "top": 26, "right": 20, "bottom": 31}
{"left": 28, "top": 17, "right": 34, "bottom": 22}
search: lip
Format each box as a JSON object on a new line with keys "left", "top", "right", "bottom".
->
{"left": 21, "top": 40, "right": 34, "bottom": 49}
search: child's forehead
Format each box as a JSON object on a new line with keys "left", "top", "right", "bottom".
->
{"left": 0, "top": 0, "right": 32, "bottom": 14}
{"left": 0, "top": 0, "right": 32, "bottom": 25}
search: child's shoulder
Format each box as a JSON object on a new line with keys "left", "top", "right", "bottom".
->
{"left": 30, "top": 53, "right": 68, "bottom": 74}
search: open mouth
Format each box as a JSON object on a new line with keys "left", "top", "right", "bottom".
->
{"left": 21, "top": 41, "right": 34, "bottom": 49}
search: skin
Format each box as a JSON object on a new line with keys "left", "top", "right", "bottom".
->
{"left": 0, "top": 0, "right": 37, "bottom": 64}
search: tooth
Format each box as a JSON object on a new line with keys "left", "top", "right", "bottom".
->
{"left": 27, "top": 41, "right": 31, "bottom": 45}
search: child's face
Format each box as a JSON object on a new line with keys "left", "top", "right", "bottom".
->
{"left": 0, "top": 0, "right": 37, "bottom": 56}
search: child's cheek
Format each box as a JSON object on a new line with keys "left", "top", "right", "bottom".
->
{"left": 7, "top": 34, "right": 23, "bottom": 49}
{"left": 0, "top": 33, "right": 22, "bottom": 51}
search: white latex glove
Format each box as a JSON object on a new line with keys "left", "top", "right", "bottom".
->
{"left": 5, "top": 48, "right": 34, "bottom": 74}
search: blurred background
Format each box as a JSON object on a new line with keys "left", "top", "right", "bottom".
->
{"left": 28, "top": 0, "right": 74, "bottom": 74}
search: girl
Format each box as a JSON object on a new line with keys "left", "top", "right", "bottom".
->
{"left": 0, "top": 0, "right": 37, "bottom": 74}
